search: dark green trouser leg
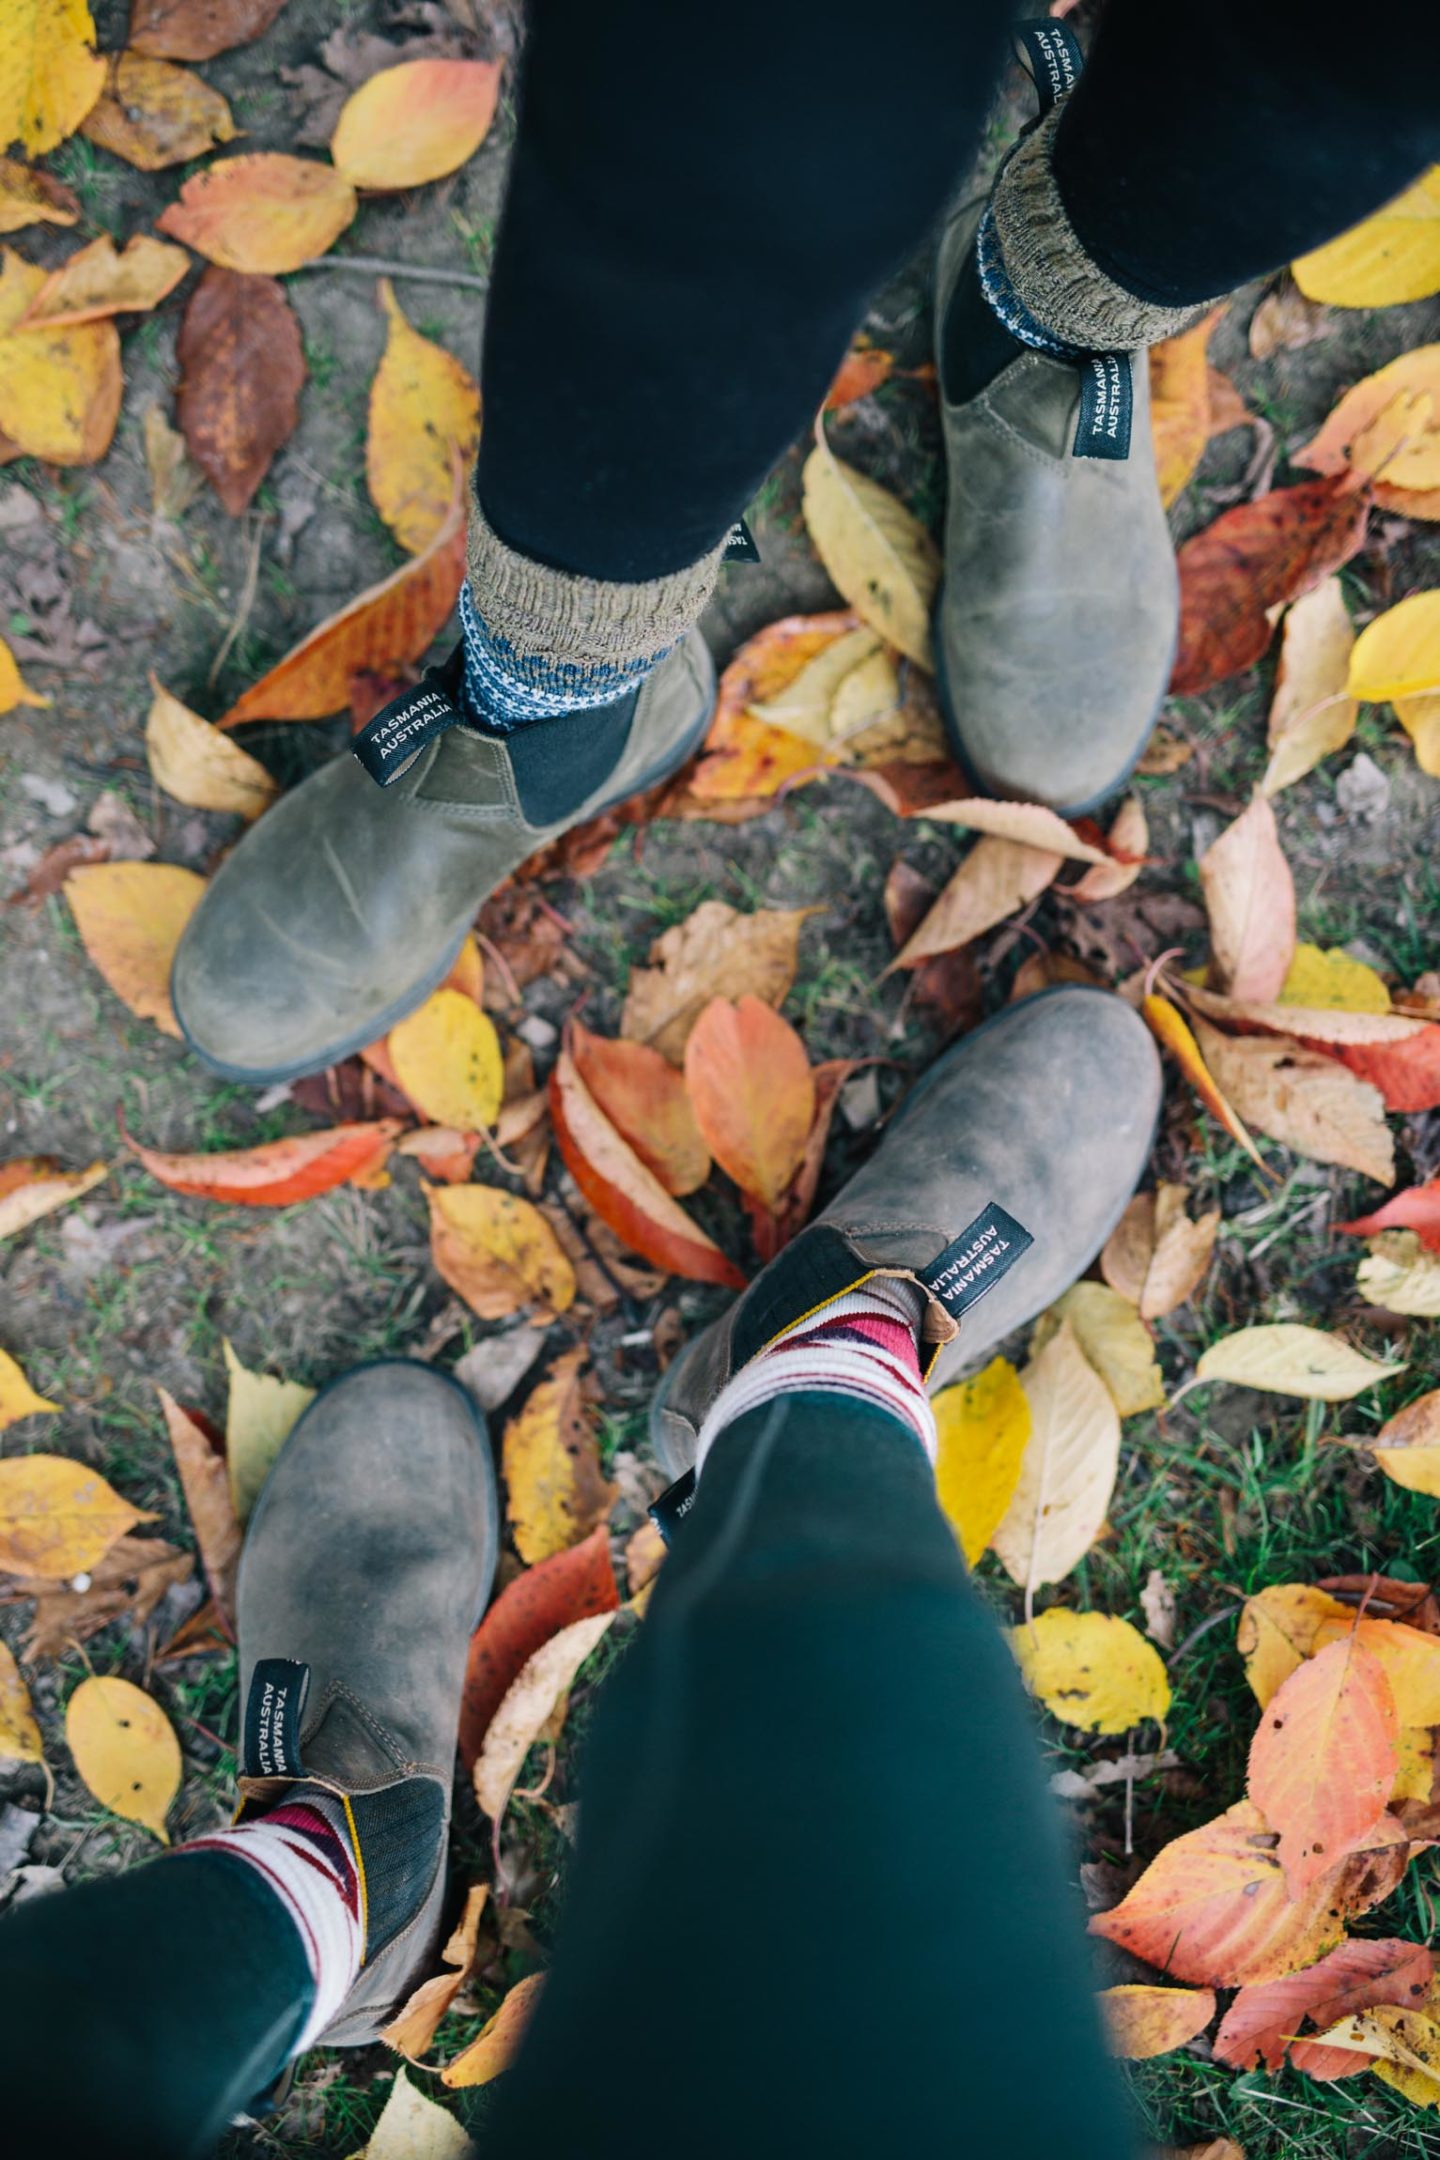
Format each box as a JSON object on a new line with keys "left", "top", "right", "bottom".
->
{"left": 490, "top": 1392, "right": 1134, "bottom": 2158}
{"left": 0, "top": 1850, "right": 311, "bottom": 2159}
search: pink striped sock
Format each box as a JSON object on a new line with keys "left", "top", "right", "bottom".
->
{"left": 694, "top": 1275, "right": 937, "bottom": 1476}
{"left": 179, "top": 1793, "right": 363, "bottom": 2051}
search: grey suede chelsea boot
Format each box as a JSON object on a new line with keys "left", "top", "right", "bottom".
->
{"left": 650, "top": 986, "right": 1161, "bottom": 1480}
{"left": 172, "top": 630, "right": 715, "bottom": 1084}
{"left": 234, "top": 1360, "right": 498, "bottom": 2044}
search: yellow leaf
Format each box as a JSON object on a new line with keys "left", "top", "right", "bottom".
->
{"left": 1348, "top": 388, "right": 1440, "bottom": 491}
{"left": 366, "top": 278, "right": 481, "bottom": 555}
{"left": 156, "top": 152, "right": 356, "bottom": 275}
{"left": 1261, "top": 578, "right": 1357, "bottom": 795}
{"left": 0, "top": 156, "right": 79, "bottom": 234}
{"left": 1297, "top": 345, "right": 1440, "bottom": 516}
{"left": 0, "top": 0, "right": 105, "bottom": 157}
{"left": 65, "top": 1673, "right": 180, "bottom": 1839}
{"left": 933, "top": 1355, "right": 1031, "bottom": 1567}
{"left": 1372, "top": 1386, "right": 1440, "bottom": 1497}
{"left": 362, "top": 2069, "right": 473, "bottom": 2160}
{"left": 501, "top": 1347, "right": 616, "bottom": 1565}
{"left": 1349, "top": 590, "right": 1440, "bottom": 702}
{"left": 18, "top": 231, "right": 188, "bottom": 328}
{"left": 1236, "top": 1584, "right": 1352, "bottom": 1709}
{"left": 1101, "top": 1983, "right": 1214, "bottom": 2061}
{"left": 473, "top": 1610, "right": 615, "bottom": 1819}
{"left": 1293, "top": 168, "right": 1440, "bottom": 308}
{"left": 1395, "top": 689, "right": 1440, "bottom": 777}
{"left": 65, "top": 860, "right": 205, "bottom": 1037}
{"left": 991, "top": 1317, "right": 1121, "bottom": 1595}
{"left": 1035, "top": 1282, "right": 1165, "bottom": 1419}
{"left": 426, "top": 1183, "right": 576, "bottom": 1320}
{"left": 1394, "top": 1723, "right": 1436, "bottom": 1802}
{"left": 1279, "top": 943, "right": 1391, "bottom": 1014}
{"left": 0, "top": 245, "right": 120, "bottom": 464}
{"left": 79, "top": 52, "right": 237, "bottom": 173}
{"left": 0, "top": 632, "right": 49, "bottom": 711}
{"left": 0, "top": 1157, "right": 106, "bottom": 1240}
{"left": 1149, "top": 308, "right": 1227, "bottom": 508}
{"left": 0, "top": 1640, "right": 42, "bottom": 1766}
{"left": 389, "top": 987, "right": 502, "bottom": 1130}
{"left": 1194, "top": 1323, "right": 1404, "bottom": 1401}
{"left": 1011, "top": 1608, "right": 1171, "bottom": 1735}
{"left": 331, "top": 57, "right": 500, "bottom": 193}
{"left": 746, "top": 624, "right": 883, "bottom": 745}
{"left": 1357, "top": 1231, "right": 1440, "bottom": 1318}
{"left": 1306, "top": 2007, "right": 1440, "bottom": 2107}
{"left": 441, "top": 1970, "right": 544, "bottom": 2089}
{"left": 224, "top": 1339, "right": 315, "bottom": 1524}
{"left": 0, "top": 1343, "right": 57, "bottom": 1430}
{"left": 800, "top": 428, "right": 940, "bottom": 668}
{"left": 0, "top": 1452, "right": 151, "bottom": 1576}
{"left": 145, "top": 678, "right": 277, "bottom": 818}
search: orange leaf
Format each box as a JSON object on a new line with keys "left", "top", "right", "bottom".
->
{"left": 17, "top": 233, "right": 189, "bottom": 328}
{"left": 130, "top": 0, "right": 288, "bottom": 62}
{"left": 569, "top": 1019, "right": 710, "bottom": 1197}
{"left": 1215, "top": 1937, "right": 1434, "bottom": 2076}
{"left": 123, "top": 1119, "right": 403, "bottom": 1206}
{"left": 1338, "top": 1175, "right": 1440, "bottom": 1252}
{"left": 1142, "top": 993, "right": 1271, "bottom": 1176}
{"left": 1298, "top": 348, "right": 1440, "bottom": 522}
{"left": 1170, "top": 477, "right": 1370, "bottom": 696}
{"left": 441, "top": 1970, "right": 543, "bottom": 2089}
{"left": 1149, "top": 308, "right": 1230, "bottom": 508}
{"left": 682, "top": 996, "right": 815, "bottom": 1212}
{"left": 219, "top": 469, "right": 464, "bottom": 723}
{"left": 823, "top": 342, "right": 896, "bottom": 412}
{"left": 1247, "top": 1636, "right": 1399, "bottom": 1894}
{"left": 1199, "top": 794, "right": 1297, "bottom": 1003}
{"left": 750, "top": 1056, "right": 859, "bottom": 1263}
{"left": 330, "top": 58, "right": 501, "bottom": 192}
{"left": 458, "top": 1523, "right": 618, "bottom": 1771}
{"left": 549, "top": 1047, "right": 746, "bottom": 1289}
{"left": 64, "top": 860, "right": 204, "bottom": 1037}
{"left": 393, "top": 1126, "right": 480, "bottom": 1184}
{"left": 156, "top": 152, "right": 356, "bottom": 275}
{"left": 689, "top": 609, "right": 860, "bottom": 802}
{"left": 0, "top": 159, "right": 80, "bottom": 235}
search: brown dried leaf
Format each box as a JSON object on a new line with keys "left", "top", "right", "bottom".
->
{"left": 1194, "top": 1017, "right": 1394, "bottom": 1185}
{"left": 131, "top": 0, "right": 290, "bottom": 64}
{"left": 891, "top": 837, "right": 1061, "bottom": 968}
{"left": 620, "top": 900, "right": 813, "bottom": 1066}
{"left": 177, "top": 267, "right": 305, "bottom": 517}
{"left": 18, "top": 1534, "right": 192, "bottom": 1659}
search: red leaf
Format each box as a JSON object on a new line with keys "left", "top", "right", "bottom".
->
{"left": 1214, "top": 1937, "right": 1434, "bottom": 2076}
{"left": 123, "top": 1118, "right": 404, "bottom": 1205}
{"left": 1331, "top": 1029, "right": 1440, "bottom": 1114}
{"left": 458, "top": 1523, "right": 618, "bottom": 1770}
{"left": 1247, "top": 1636, "right": 1398, "bottom": 1895}
{"left": 1337, "top": 1176, "right": 1440, "bottom": 1253}
{"left": 1171, "top": 477, "right": 1370, "bottom": 696}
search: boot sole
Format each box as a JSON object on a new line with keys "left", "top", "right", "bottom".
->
{"left": 173, "top": 675, "right": 719, "bottom": 1088}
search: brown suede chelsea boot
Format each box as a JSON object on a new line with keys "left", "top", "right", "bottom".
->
{"left": 234, "top": 1360, "right": 497, "bottom": 2044}
{"left": 651, "top": 987, "right": 1162, "bottom": 1479}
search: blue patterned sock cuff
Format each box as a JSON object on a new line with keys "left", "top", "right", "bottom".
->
{"left": 975, "top": 203, "right": 1084, "bottom": 360}
{"left": 458, "top": 583, "right": 657, "bottom": 732}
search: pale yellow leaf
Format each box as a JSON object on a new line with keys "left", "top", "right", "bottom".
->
{"left": 1069, "top": 796, "right": 1147, "bottom": 905}
{"left": 933, "top": 1355, "right": 1031, "bottom": 1566}
{"left": 745, "top": 624, "right": 882, "bottom": 745}
{"left": 1262, "top": 578, "right": 1358, "bottom": 795}
{"left": 800, "top": 429, "right": 940, "bottom": 668}
{"left": 1198, "top": 795, "right": 1296, "bottom": 1003}
{"left": 145, "top": 678, "right": 277, "bottom": 819}
{"left": 891, "top": 836, "right": 1061, "bottom": 968}
{"left": 1371, "top": 1387, "right": 1440, "bottom": 1498}
{"left": 1195, "top": 1323, "right": 1404, "bottom": 1401}
{"left": 1101, "top": 1184, "right": 1220, "bottom": 1322}
{"left": 923, "top": 797, "right": 1109, "bottom": 864}
{"left": 1357, "top": 1231, "right": 1440, "bottom": 1318}
{"left": 473, "top": 1611, "right": 615, "bottom": 1819}
{"left": 1011, "top": 1608, "right": 1171, "bottom": 1735}
{"left": 224, "top": 1339, "right": 315, "bottom": 1524}
{"left": 0, "top": 1158, "right": 106, "bottom": 1240}
{"left": 65, "top": 860, "right": 204, "bottom": 1037}
{"left": 65, "top": 1674, "right": 180, "bottom": 1840}
{"left": 1034, "top": 1282, "right": 1165, "bottom": 1419}
{"left": 991, "top": 1318, "right": 1121, "bottom": 1594}
{"left": 1101, "top": 1983, "right": 1214, "bottom": 2060}
{"left": 0, "top": 1640, "right": 42, "bottom": 1766}
{"left": 362, "top": 2068, "right": 473, "bottom": 2160}
{"left": 389, "top": 988, "right": 503, "bottom": 1131}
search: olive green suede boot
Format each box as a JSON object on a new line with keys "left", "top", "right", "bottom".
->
{"left": 234, "top": 1360, "right": 497, "bottom": 2043}
{"left": 650, "top": 987, "right": 1161, "bottom": 1481}
{"left": 172, "top": 628, "right": 715, "bottom": 1083}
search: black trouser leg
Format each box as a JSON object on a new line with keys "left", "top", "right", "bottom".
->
{"left": 489, "top": 1394, "right": 1132, "bottom": 2160}
{"left": 0, "top": 1851, "right": 312, "bottom": 2160}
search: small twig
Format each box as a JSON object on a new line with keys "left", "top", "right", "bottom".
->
{"left": 289, "top": 253, "right": 489, "bottom": 292}
{"left": 1166, "top": 1602, "right": 1242, "bottom": 1666}
{"left": 208, "top": 515, "right": 266, "bottom": 689}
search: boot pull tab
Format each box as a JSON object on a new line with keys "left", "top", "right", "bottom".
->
{"left": 918, "top": 1202, "right": 1035, "bottom": 1328}
{"left": 1012, "top": 19, "right": 1084, "bottom": 113}
{"left": 242, "top": 1657, "right": 311, "bottom": 1778}
{"left": 353, "top": 655, "right": 466, "bottom": 787}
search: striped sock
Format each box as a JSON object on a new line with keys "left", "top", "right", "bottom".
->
{"left": 178, "top": 1792, "right": 363, "bottom": 2052}
{"left": 694, "top": 1276, "right": 937, "bottom": 1478}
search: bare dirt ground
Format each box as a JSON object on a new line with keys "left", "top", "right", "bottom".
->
{"left": 2, "top": 1, "right": 1439, "bottom": 2151}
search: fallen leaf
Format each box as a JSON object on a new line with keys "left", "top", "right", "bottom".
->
{"left": 176, "top": 265, "right": 305, "bottom": 516}
{"left": 569, "top": 1020, "right": 708, "bottom": 1198}
{"left": 1215, "top": 1938, "right": 1434, "bottom": 2075}
{"left": 0, "top": 1453, "right": 151, "bottom": 1576}
{"left": 1357, "top": 1231, "right": 1440, "bottom": 1318}
{"left": 502, "top": 1347, "right": 616, "bottom": 1565}
{"left": 750, "top": 1055, "right": 859, "bottom": 1260}
{"left": 548, "top": 1049, "right": 746, "bottom": 1290}
{"left": 689, "top": 611, "right": 861, "bottom": 802}
{"left": 1102, "top": 1983, "right": 1215, "bottom": 2060}
{"left": 331, "top": 57, "right": 500, "bottom": 191}
{"left": 65, "top": 860, "right": 202, "bottom": 1036}
{"left": 1141, "top": 994, "right": 1270, "bottom": 1175}
{"left": 1195, "top": 1324, "right": 1404, "bottom": 1401}
{"left": 924, "top": 797, "right": 1109, "bottom": 865}
{"left": 224, "top": 1339, "right": 315, "bottom": 1523}
{"left": 619, "top": 900, "right": 813, "bottom": 1066}
{"left": 1251, "top": 280, "right": 1330, "bottom": 359}
{"left": 0, "top": 633, "right": 47, "bottom": 712}
{"left": 145, "top": 677, "right": 277, "bottom": 817}
{"left": 1331, "top": 1025, "right": 1440, "bottom": 1113}
{"left": 801, "top": 427, "right": 939, "bottom": 668}
{"left": 682, "top": 995, "right": 814, "bottom": 1212}
{"left": 1262, "top": 579, "right": 1358, "bottom": 794}
{"left": 745, "top": 622, "right": 881, "bottom": 744}
{"left": 18, "top": 233, "right": 188, "bottom": 329}
{"left": 441, "top": 1970, "right": 543, "bottom": 2089}
{"left": 991, "top": 1318, "right": 1121, "bottom": 1595}
{"left": 389, "top": 988, "right": 503, "bottom": 1132}
{"left": 459, "top": 1523, "right": 618, "bottom": 1769}
{"left": 1305, "top": 2004, "right": 1440, "bottom": 2107}
{"left": 1349, "top": 590, "right": 1440, "bottom": 703}
{"left": 1170, "top": 478, "right": 1369, "bottom": 697}
{"left": 1371, "top": 1389, "right": 1440, "bottom": 1497}
{"left": 426, "top": 1183, "right": 575, "bottom": 1322}
{"left": 1012, "top": 1608, "right": 1171, "bottom": 1735}
{"left": 1136, "top": 722, "right": 1196, "bottom": 776}
{"left": 219, "top": 472, "right": 465, "bottom": 723}
{"left": 892, "top": 836, "right": 1062, "bottom": 968}
{"left": 1338, "top": 1176, "right": 1440, "bottom": 1252}
{"left": 0, "top": 0, "right": 105, "bottom": 156}
{"left": 130, "top": 0, "right": 287, "bottom": 61}
{"left": 156, "top": 1388, "right": 240, "bottom": 1620}
{"left": 1141, "top": 1569, "right": 1178, "bottom": 1651}
{"left": 1193, "top": 1018, "right": 1394, "bottom": 1185}
{"left": 360, "top": 2067, "right": 472, "bottom": 2160}
{"left": 0, "top": 1344, "right": 56, "bottom": 1430}
{"left": 1280, "top": 944, "right": 1390, "bottom": 1015}
{"left": 1069, "top": 796, "right": 1148, "bottom": 905}
{"left": 1237, "top": 1584, "right": 1355, "bottom": 1709}
{"left": 1180, "top": 977, "right": 1424, "bottom": 1046}
{"left": 0, "top": 1157, "right": 105, "bottom": 1244}
{"left": 0, "top": 158, "right": 79, "bottom": 234}
{"left": 381, "top": 1882, "right": 489, "bottom": 2060}
{"left": 1199, "top": 796, "right": 1296, "bottom": 1002}
{"left": 156, "top": 152, "right": 357, "bottom": 275}
{"left": 65, "top": 1674, "right": 180, "bottom": 1840}
{"left": 365, "top": 277, "right": 481, "bottom": 556}
{"left": 0, "top": 1642, "right": 41, "bottom": 1767}
{"left": 1149, "top": 308, "right": 1235, "bottom": 507}
{"left": 1034, "top": 1282, "right": 1165, "bottom": 1418}
{"left": 393, "top": 1126, "right": 479, "bottom": 1184}
{"left": 823, "top": 341, "right": 896, "bottom": 411}
{"left": 1311, "top": 1616, "right": 1440, "bottom": 1727}
{"left": 0, "top": 247, "right": 121, "bottom": 463}
{"left": 18, "top": 1532, "right": 191, "bottom": 1656}
{"left": 80, "top": 50, "right": 237, "bottom": 168}
{"left": 473, "top": 1610, "right": 615, "bottom": 1819}
{"left": 932, "top": 1354, "right": 1031, "bottom": 1567}
{"left": 1293, "top": 168, "right": 1440, "bottom": 308}
{"left": 1248, "top": 1635, "right": 1398, "bottom": 1894}
{"left": 1100, "top": 1183, "right": 1219, "bottom": 1320}
{"left": 1299, "top": 346, "right": 1440, "bottom": 519}
{"left": 125, "top": 1119, "right": 403, "bottom": 1207}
